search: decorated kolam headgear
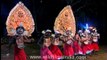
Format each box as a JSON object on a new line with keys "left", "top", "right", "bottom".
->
{"left": 92, "top": 27, "right": 97, "bottom": 32}
{"left": 54, "top": 5, "right": 76, "bottom": 37}
{"left": 88, "top": 26, "right": 94, "bottom": 32}
{"left": 6, "top": 1, "right": 35, "bottom": 36}
{"left": 54, "top": 30, "right": 61, "bottom": 38}
{"left": 42, "top": 30, "right": 46, "bottom": 34}
{"left": 46, "top": 29, "right": 52, "bottom": 33}
{"left": 78, "top": 30, "right": 83, "bottom": 34}
{"left": 84, "top": 29, "right": 90, "bottom": 34}
{"left": 42, "top": 29, "right": 52, "bottom": 37}
{"left": 51, "top": 34, "right": 55, "bottom": 37}
{"left": 42, "top": 29, "right": 52, "bottom": 34}
{"left": 63, "top": 30, "right": 74, "bottom": 37}
{"left": 55, "top": 33, "right": 62, "bottom": 38}
{"left": 54, "top": 30, "right": 60, "bottom": 34}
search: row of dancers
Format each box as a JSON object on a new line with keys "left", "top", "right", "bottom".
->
{"left": 6, "top": 26, "right": 100, "bottom": 60}
{"left": 39, "top": 26, "right": 100, "bottom": 60}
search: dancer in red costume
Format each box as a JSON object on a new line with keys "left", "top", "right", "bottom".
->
{"left": 14, "top": 36, "right": 27, "bottom": 60}
{"left": 74, "top": 32, "right": 83, "bottom": 55}
{"left": 81, "top": 29, "right": 93, "bottom": 55}
{"left": 49, "top": 34, "right": 63, "bottom": 60}
{"left": 14, "top": 26, "right": 30, "bottom": 60}
{"left": 91, "top": 28, "right": 100, "bottom": 52}
{"left": 40, "top": 29, "right": 54, "bottom": 60}
{"left": 63, "top": 30, "right": 74, "bottom": 56}
{"left": 40, "top": 37, "right": 54, "bottom": 60}
{"left": 6, "top": 25, "right": 32, "bottom": 60}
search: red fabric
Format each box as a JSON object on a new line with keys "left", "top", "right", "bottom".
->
{"left": 73, "top": 41, "right": 83, "bottom": 54}
{"left": 14, "top": 45, "right": 27, "bottom": 60}
{"left": 63, "top": 44, "right": 74, "bottom": 56}
{"left": 40, "top": 46, "right": 54, "bottom": 60}
{"left": 92, "top": 42, "right": 99, "bottom": 51}
{"left": 49, "top": 45, "right": 62, "bottom": 59}
{"left": 82, "top": 44, "right": 93, "bottom": 54}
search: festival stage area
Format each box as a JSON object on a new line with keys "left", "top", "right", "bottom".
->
{"left": 1, "top": 0, "right": 106, "bottom": 60}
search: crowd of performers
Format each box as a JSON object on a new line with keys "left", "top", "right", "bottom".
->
{"left": 39, "top": 26, "right": 100, "bottom": 60}
{"left": 6, "top": 26, "right": 100, "bottom": 60}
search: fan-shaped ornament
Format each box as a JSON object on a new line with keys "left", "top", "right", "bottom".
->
{"left": 6, "top": 2, "right": 35, "bottom": 36}
{"left": 54, "top": 5, "right": 76, "bottom": 36}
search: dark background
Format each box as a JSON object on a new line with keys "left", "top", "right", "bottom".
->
{"left": 1, "top": 0, "right": 107, "bottom": 45}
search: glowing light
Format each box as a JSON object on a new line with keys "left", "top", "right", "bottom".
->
{"left": 86, "top": 23, "right": 89, "bottom": 29}
{"left": 79, "top": 23, "right": 85, "bottom": 29}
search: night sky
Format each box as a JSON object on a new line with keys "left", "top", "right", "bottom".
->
{"left": 1, "top": 0, "right": 107, "bottom": 45}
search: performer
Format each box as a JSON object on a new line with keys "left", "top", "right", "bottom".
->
{"left": 5, "top": 2, "right": 35, "bottom": 60}
{"left": 49, "top": 34, "right": 63, "bottom": 60}
{"left": 37, "top": 29, "right": 52, "bottom": 47}
{"left": 91, "top": 28, "right": 100, "bottom": 52}
{"left": 14, "top": 26, "right": 30, "bottom": 60}
{"left": 63, "top": 30, "right": 74, "bottom": 56}
{"left": 80, "top": 29, "right": 93, "bottom": 55}
{"left": 14, "top": 36, "right": 27, "bottom": 60}
{"left": 73, "top": 30, "right": 84, "bottom": 55}
{"left": 6, "top": 21, "right": 33, "bottom": 60}
{"left": 40, "top": 30, "right": 54, "bottom": 60}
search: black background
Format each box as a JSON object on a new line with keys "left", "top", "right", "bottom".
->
{"left": 1, "top": 0, "right": 107, "bottom": 45}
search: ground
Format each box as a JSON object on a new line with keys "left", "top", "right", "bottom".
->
{"left": 1, "top": 44, "right": 107, "bottom": 60}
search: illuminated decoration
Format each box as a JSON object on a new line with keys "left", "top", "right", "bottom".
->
{"left": 86, "top": 23, "right": 89, "bottom": 29}
{"left": 6, "top": 2, "right": 35, "bottom": 36}
{"left": 85, "top": 23, "right": 89, "bottom": 32}
{"left": 79, "top": 23, "right": 90, "bottom": 30}
{"left": 54, "top": 5, "right": 76, "bottom": 36}
{"left": 89, "top": 26, "right": 94, "bottom": 30}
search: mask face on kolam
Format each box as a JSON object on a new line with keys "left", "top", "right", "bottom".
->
{"left": 6, "top": 2, "right": 35, "bottom": 36}
{"left": 54, "top": 5, "right": 76, "bottom": 36}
